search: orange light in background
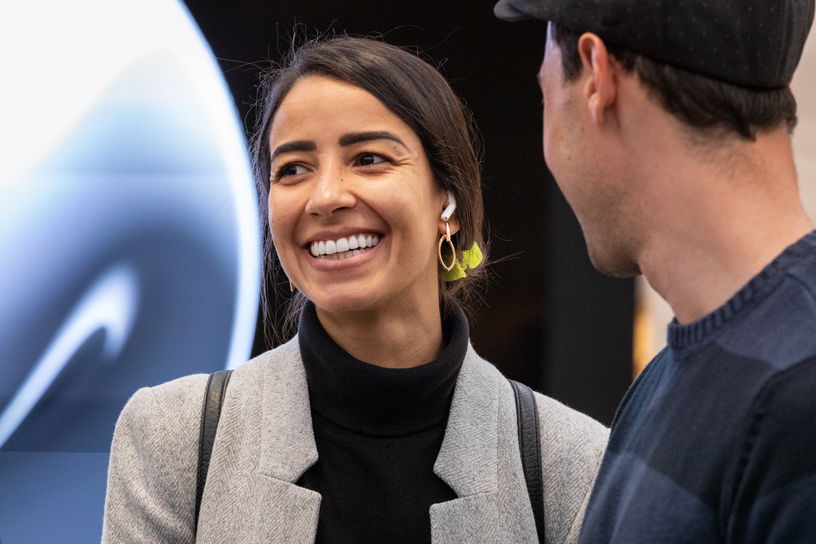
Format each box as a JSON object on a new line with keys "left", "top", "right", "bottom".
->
{"left": 633, "top": 277, "right": 675, "bottom": 379}
{"left": 633, "top": 293, "right": 654, "bottom": 379}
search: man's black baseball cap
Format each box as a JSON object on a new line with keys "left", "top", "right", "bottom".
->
{"left": 494, "top": 0, "right": 814, "bottom": 89}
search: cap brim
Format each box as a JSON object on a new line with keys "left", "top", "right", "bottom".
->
{"left": 494, "top": 0, "right": 531, "bottom": 21}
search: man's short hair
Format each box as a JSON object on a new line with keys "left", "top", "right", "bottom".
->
{"left": 551, "top": 23, "right": 798, "bottom": 141}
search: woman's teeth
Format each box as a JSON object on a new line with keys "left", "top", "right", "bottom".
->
{"left": 310, "top": 234, "right": 380, "bottom": 260}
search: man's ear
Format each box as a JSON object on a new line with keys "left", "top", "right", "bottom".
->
{"left": 578, "top": 33, "right": 617, "bottom": 126}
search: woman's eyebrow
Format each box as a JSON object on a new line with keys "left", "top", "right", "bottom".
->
{"left": 338, "top": 131, "right": 408, "bottom": 151}
{"left": 271, "top": 140, "right": 316, "bottom": 161}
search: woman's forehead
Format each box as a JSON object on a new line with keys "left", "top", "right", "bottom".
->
{"left": 269, "top": 76, "right": 419, "bottom": 148}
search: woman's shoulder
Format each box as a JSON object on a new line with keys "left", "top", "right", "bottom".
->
{"left": 117, "top": 373, "right": 210, "bottom": 431}
{"left": 532, "top": 392, "right": 608, "bottom": 544}
{"left": 104, "top": 338, "right": 306, "bottom": 538}
{"left": 532, "top": 391, "right": 609, "bottom": 456}
{"left": 233, "top": 335, "right": 302, "bottom": 382}
{"left": 464, "top": 348, "right": 608, "bottom": 542}
{"left": 104, "top": 372, "right": 211, "bottom": 542}
{"left": 465, "top": 345, "right": 609, "bottom": 448}
{"left": 117, "top": 336, "right": 303, "bottom": 430}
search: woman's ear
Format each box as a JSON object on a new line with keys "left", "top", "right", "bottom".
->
{"left": 437, "top": 190, "right": 460, "bottom": 235}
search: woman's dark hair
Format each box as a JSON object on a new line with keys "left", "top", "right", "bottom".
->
{"left": 551, "top": 23, "right": 798, "bottom": 141}
{"left": 250, "top": 36, "right": 487, "bottom": 346}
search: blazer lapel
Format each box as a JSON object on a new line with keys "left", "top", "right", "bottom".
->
{"left": 197, "top": 338, "right": 321, "bottom": 544}
{"left": 431, "top": 344, "right": 501, "bottom": 543}
{"left": 256, "top": 337, "right": 321, "bottom": 544}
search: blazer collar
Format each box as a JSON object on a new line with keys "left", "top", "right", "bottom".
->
{"left": 258, "top": 337, "right": 319, "bottom": 482}
{"left": 254, "top": 338, "right": 501, "bottom": 496}
{"left": 433, "top": 344, "right": 500, "bottom": 497}
{"left": 198, "top": 338, "right": 321, "bottom": 544}
{"left": 429, "top": 345, "right": 505, "bottom": 543}
{"left": 246, "top": 338, "right": 505, "bottom": 543}
{"left": 254, "top": 337, "right": 502, "bottom": 497}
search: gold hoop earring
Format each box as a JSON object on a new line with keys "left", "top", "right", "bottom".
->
{"left": 289, "top": 281, "right": 295, "bottom": 293}
{"left": 438, "top": 222, "right": 455, "bottom": 272}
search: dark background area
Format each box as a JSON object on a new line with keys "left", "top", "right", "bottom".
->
{"left": 183, "top": 0, "right": 633, "bottom": 426}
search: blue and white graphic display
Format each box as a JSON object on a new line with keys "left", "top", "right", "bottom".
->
{"left": 0, "top": 1, "right": 260, "bottom": 541}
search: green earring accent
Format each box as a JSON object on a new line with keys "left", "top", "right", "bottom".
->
{"left": 442, "top": 242, "right": 483, "bottom": 281}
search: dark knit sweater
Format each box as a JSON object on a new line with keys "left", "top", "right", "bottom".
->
{"left": 295, "top": 302, "right": 467, "bottom": 543}
{"left": 579, "top": 230, "right": 816, "bottom": 544}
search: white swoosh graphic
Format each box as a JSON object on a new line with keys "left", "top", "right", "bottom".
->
{"left": 0, "top": 264, "right": 139, "bottom": 448}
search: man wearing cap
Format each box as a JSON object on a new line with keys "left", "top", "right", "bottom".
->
{"left": 494, "top": 0, "right": 816, "bottom": 542}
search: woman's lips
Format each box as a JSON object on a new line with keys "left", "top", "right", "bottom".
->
{"left": 304, "top": 233, "right": 383, "bottom": 270}
{"left": 308, "top": 233, "right": 380, "bottom": 259}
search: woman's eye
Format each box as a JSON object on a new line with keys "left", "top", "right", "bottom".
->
{"left": 279, "top": 164, "right": 308, "bottom": 177}
{"left": 358, "top": 153, "right": 387, "bottom": 167}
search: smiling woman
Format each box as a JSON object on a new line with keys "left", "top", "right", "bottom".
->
{"left": 252, "top": 38, "right": 487, "bottom": 346}
{"left": 102, "top": 36, "right": 609, "bottom": 544}
{"left": 265, "top": 75, "right": 455, "bottom": 368}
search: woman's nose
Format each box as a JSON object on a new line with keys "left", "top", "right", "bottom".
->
{"left": 306, "top": 164, "right": 356, "bottom": 217}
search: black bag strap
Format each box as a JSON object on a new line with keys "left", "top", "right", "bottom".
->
{"left": 509, "top": 379, "right": 545, "bottom": 543}
{"left": 195, "top": 369, "right": 232, "bottom": 536}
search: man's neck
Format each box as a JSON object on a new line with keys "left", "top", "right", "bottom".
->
{"left": 637, "top": 128, "right": 814, "bottom": 324}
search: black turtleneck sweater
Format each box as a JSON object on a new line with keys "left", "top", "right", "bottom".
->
{"left": 295, "top": 302, "right": 468, "bottom": 543}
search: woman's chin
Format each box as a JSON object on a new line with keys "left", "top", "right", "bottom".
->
{"left": 306, "top": 287, "right": 385, "bottom": 316}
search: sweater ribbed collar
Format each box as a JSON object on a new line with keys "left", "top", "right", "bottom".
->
{"left": 297, "top": 301, "right": 469, "bottom": 437}
{"left": 667, "top": 229, "right": 816, "bottom": 354}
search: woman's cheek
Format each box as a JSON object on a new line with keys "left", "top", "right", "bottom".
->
{"left": 267, "top": 196, "right": 298, "bottom": 259}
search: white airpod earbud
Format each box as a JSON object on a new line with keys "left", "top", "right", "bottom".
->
{"left": 441, "top": 190, "right": 457, "bottom": 222}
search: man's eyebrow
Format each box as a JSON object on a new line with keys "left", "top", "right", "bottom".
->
{"left": 339, "top": 131, "right": 408, "bottom": 150}
{"left": 271, "top": 140, "right": 316, "bottom": 161}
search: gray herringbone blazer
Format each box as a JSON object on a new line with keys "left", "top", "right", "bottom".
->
{"left": 102, "top": 338, "right": 608, "bottom": 543}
